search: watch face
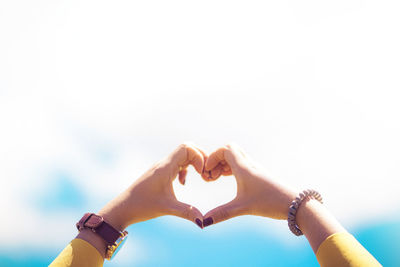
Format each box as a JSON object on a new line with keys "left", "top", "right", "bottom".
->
{"left": 110, "top": 232, "right": 128, "bottom": 260}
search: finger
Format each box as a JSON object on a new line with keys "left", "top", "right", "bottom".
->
{"left": 220, "top": 162, "right": 232, "bottom": 176}
{"left": 209, "top": 163, "right": 224, "bottom": 180}
{"left": 195, "top": 146, "right": 208, "bottom": 172}
{"left": 201, "top": 170, "right": 210, "bottom": 180}
{"left": 169, "top": 201, "right": 204, "bottom": 229}
{"left": 203, "top": 200, "right": 245, "bottom": 227}
{"left": 178, "top": 168, "right": 188, "bottom": 185}
{"left": 182, "top": 143, "right": 206, "bottom": 174}
{"left": 205, "top": 147, "right": 227, "bottom": 171}
{"left": 187, "top": 147, "right": 205, "bottom": 174}
{"left": 221, "top": 168, "right": 232, "bottom": 176}
{"left": 222, "top": 163, "right": 231, "bottom": 172}
{"left": 223, "top": 143, "right": 250, "bottom": 172}
{"left": 201, "top": 170, "right": 216, "bottom": 182}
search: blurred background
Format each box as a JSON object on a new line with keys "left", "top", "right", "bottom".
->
{"left": 1, "top": 0, "right": 399, "bottom": 266}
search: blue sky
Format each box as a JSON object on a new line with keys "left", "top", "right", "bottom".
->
{"left": 1, "top": 0, "right": 400, "bottom": 266}
{"left": 1, "top": 214, "right": 399, "bottom": 266}
{"left": 1, "top": 163, "right": 399, "bottom": 266}
{"left": 1, "top": 171, "right": 399, "bottom": 266}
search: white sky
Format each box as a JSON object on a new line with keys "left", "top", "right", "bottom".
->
{"left": 1, "top": 0, "right": 400, "bottom": 248}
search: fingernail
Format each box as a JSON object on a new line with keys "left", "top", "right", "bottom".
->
{"left": 195, "top": 218, "right": 203, "bottom": 229}
{"left": 203, "top": 217, "right": 213, "bottom": 227}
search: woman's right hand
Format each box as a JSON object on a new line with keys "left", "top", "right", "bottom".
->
{"left": 201, "top": 144, "right": 298, "bottom": 227}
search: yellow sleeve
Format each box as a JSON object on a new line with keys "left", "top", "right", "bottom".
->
{"left": 49, "top": 238, "right": 104, "bottom": 267}
{"left": 316, "top": 232, "right": 382, "bottom": 267}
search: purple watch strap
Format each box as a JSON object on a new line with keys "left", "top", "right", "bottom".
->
{"left": 77, "top": 213, "right": 122, "bottom": 245}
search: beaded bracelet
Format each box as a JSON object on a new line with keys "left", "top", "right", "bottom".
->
{"left": 288, "top": 189, "right": 323, "bottom": 236}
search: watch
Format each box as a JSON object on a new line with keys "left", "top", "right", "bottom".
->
{"left": 76, "top": 213, "right": 128, "bottom": 260}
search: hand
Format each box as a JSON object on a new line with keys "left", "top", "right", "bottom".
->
{"left": 202, "top": 143, "right": 297, "bottom": 227}
{"left": 98, "top": 143, "right": 206, "bottom": 230}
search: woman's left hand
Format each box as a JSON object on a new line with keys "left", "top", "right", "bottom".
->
{"left": 98, "top": 143, "right": 206, "bottom": 230}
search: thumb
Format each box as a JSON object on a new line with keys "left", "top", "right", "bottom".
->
{"left": 203, "top": 199, "right": 245, "bottom": 227}
{"left": 168, "top": 201, "right": 204, "bottom": 229}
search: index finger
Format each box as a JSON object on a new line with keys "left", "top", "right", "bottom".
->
{"left": 205, "top": 147, "right": 227, "bottom": 171}
{"left": 185, "top": 144, "right": 207, "bottom": 174}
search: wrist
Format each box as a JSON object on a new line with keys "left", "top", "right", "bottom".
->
{"left": 296, "top": 197, "right": 323, "bottom": 232}
{"left": 261, "top": 186, "right": 297, "bottom": 220}
{"left": 98, "top": 191, "right": 137, "bottom": 231}
{"left": 76, "top": 212, "right": 130, "bottom": 260}
{"left": 97, "top": 209, "right": 127, "bottom": 232}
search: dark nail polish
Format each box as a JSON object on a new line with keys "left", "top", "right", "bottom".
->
{"left": 195, "top": 218, "right": 203, "bottom": 229}
{"left": 203, "top": 217, "right": 213, "bottom": 227}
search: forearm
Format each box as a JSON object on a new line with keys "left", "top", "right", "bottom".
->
{"left": 76, "top": 191, "right": 133, "bottom": 259}
{"left": 296, "top": 198, "right": 346, "bottom": 253}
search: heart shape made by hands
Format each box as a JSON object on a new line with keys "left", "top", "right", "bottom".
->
{"left": 173, "top": 166, "right": 237, "bottom": 215}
